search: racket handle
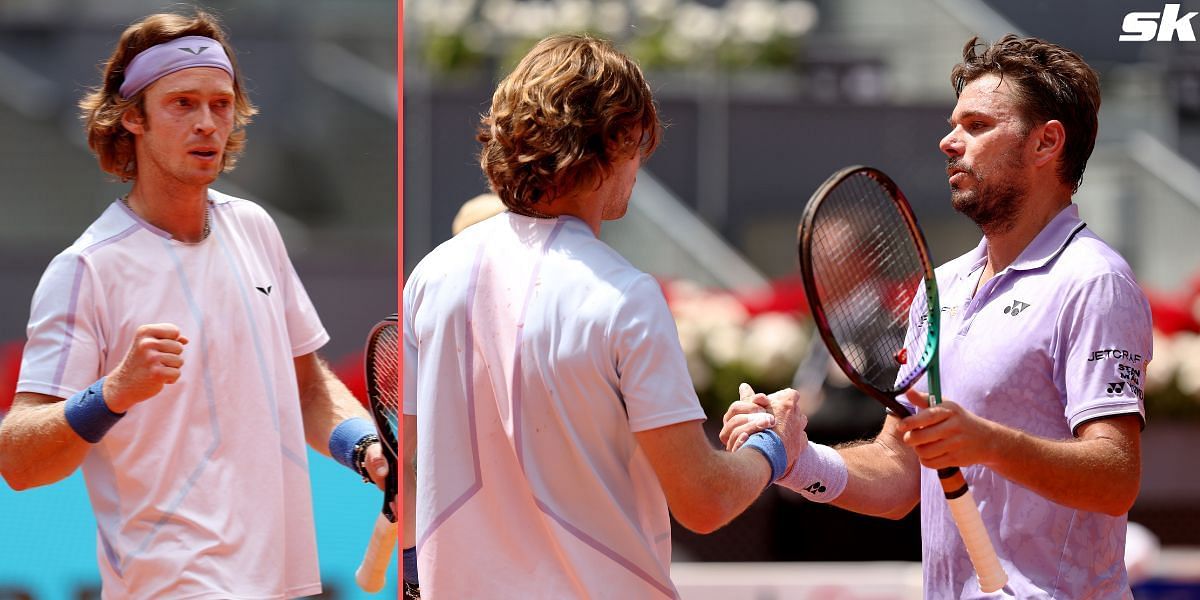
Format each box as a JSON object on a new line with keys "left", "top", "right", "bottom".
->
{"left": 940, "top": 468, "right": 1008, "bottom": 593}
{"left": 355, "top": 512, "right": 399, "bottom": 593}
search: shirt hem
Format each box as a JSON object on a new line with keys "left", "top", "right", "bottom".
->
{"left": 629, "top": 407, "right": 707, "bottom": 433}
{"left": 1068, "top": 403, "right": 1144, "bottom": 435}
{"left": 140, "top": 582, "right": 322, "bottom": 600}
{"left": 292, "top": 331, "right": 330, "bottom": 357}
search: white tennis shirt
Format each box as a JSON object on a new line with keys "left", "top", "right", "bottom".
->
{"left": 904, "top": 204, "right": 1151, "bottom": 599}
{"left": 403, "top": 213, "right": 706, "bottom": 599}
{"left": 18, "top": 191, "right": 328, "bottom": 599}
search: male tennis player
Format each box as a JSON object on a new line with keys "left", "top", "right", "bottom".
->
{"left": 0, "top": 11, "right": 387, "bottom": 598}
{"left": 402, "top": 33, "right": 807, "bottom": 598}
{"left": 725, "top": 35, "right": 1151, "bottom": 598}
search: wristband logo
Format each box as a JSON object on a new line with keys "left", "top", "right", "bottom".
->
{"left": 1120, "top": 4, "right": 1199, "bottom": 41}
{"left": 803, "top": 481, "right": 827, "bottom": 495}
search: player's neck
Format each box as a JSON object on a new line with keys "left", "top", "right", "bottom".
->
{"left": 125, "top": 179, "right": 211, "bottom": 243}
{"left": 980, "top": 191, "right": 1071, "bottom": 283}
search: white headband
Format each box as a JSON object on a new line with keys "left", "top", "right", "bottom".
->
{"left": 119, "top": 36, "right": 234, "bottom": 99}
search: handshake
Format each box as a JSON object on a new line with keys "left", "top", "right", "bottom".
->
{"left": 719, "top": 383, "right": 808, "bottom": 469}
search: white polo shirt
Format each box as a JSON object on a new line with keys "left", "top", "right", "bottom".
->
{"left": 403, "top": 213, "right": 706, "bottom": 599}
{"left": 19, "top": 191, "right": 328, "bottom": 599}
{"left": 905, "top": 204, "right": 1151, "bottom": 599}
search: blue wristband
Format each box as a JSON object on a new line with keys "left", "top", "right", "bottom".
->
{"left": 329, "top": 417, "right": 376, "bottom": 472}
{"left": 64, "top": 378, "right": 124, "bottom": 443}
{"left": 403, "top": 546, "right": 418, "bottom": 585}
{"left": 743, "top": 429, "right": 787, "bottom": 485}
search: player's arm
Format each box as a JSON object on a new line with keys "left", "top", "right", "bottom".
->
{"left": 0, "top": 393, "right": 92, "bottom": 490}
{"left": 0, "top": 323, "right": 187, "bottom": 490}
{"left": 722, "top": 398, "right": 921, "bottom": 520}
{"left": 829, "top": 413, "right": 922, "bottom": 519}
{"left": 636, "top": 388, "right": 805, "bottom": 534}
{"left": 294, "top": 352, "right": 387, "bottom": 485}
{"left": 898, "top": 392, "right": 1140, "bottom": 516}
{"left": 636, "top": 420, "right": 772, "bottom": 534}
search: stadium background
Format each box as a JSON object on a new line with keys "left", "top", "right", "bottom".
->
{"left": 4, "top": 0, "right": 1200, "bottom": 598}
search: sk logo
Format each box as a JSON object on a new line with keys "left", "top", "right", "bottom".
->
{"left": 803, "top": 481, "right": 827, "bottom": 495}
{"left": 179, "top": 46, "right": 210, "bottom": 55}
{"left": 1106, "top": 382, "right": 1126, "bottom": 394}
{"left": 256, "top": 285, "right": 273, "bottom": 296}
{"left": 1003, "top": 300, "right": 1031, "bottom": 316}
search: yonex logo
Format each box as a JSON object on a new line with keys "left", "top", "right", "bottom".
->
{"left": 1106, "top": 382, "right": 1126, "bottom": 394}
{"left": 803, "top": 481, "right": 827, "bottom": 495}
{"left": 256, "top": 285, "right": 272, "bottom": 296}
{"left": 178, "top": 46, "right": 211, "bottom": 55}
{"left": 1003, "top": 300, "right": 1030, "bottom": 316}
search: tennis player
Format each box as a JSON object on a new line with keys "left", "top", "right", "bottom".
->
{"left": 402, "top": 33, "right": 808, "bottom": 598}
{"left": 0, "top": 11, "right": 387, "bottom": 598}
{"left": 725, "top": 35, "right": 1151, "bottom": 598}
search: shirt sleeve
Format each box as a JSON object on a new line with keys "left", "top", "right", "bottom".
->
{"left": 1056, "top": 272, "right": 1152, "bottom": 434}
{"left": 610, "top": 275, "right": 706, "bottom": 432}
{"left": 17, "top": 251, "right": 107, "bottom": 399}
{"left": 260, "top": 209, "right": 328, "bottom": 357}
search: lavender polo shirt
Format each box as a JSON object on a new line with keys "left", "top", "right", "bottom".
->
{"left": 905, "top": 204, "right": 1151, "bottom": 599}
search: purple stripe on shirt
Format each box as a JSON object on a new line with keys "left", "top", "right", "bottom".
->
{"left": 534, "top": 498, "right": 678, "bottom": 599}
{"left": 50, "top": 223, "right": 141, "bottom": 391}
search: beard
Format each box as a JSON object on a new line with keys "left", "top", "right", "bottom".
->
{"left": 947, "top": 153, "right": 1026, "bottom": 236}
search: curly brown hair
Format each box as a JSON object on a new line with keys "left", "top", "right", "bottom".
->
{"left": 78, "top": 10, "right": 257, "bottom": 182}
{"left": 951, "top": 34, "right": 1100, "bottom": 193}
{"left": 478, "top": 34, "right": 661, "bottom": 216}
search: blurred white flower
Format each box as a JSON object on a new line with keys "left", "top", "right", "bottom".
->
{"left": 670, "top": 2, "right": 728, "bottom": 51}
{"left": 729, "top": 0, "right": 778, "bottom": 45}
{"left": 555, "top": 0, "right": 593, "bottom": 32}
{"left": 740, "top": 312, "right": 808, "bottom": 382}
{"left": 704, "top": 322, "right": 745, "bottom": 367}
{"left": 1145, "top": 330, "right": 1177, "bottom": 394}
{"left": 778, "top": 0, "right": 819, "bottom": 38}
{"left": 634, "top": 0, "right": 676, "bottom": 21}
{"left": 1173, "top": 333, "right": 1200, "bottom": 397}
{"left": 593, "top": 1, "right": 630, "bottom": 36}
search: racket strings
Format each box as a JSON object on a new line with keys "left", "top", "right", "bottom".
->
{"left": 367, "top": 323, "right": 401, "bottom": 459}
{"left": 808, "top": 174, "right": 927, "bottom": 392}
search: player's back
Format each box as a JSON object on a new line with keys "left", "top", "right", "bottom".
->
{"left": 404, "top": 212, "right": 689, "bottom": 599}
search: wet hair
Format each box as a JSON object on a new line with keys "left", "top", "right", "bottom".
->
{"left": 951, "top": 34, "right": 1100, "bottom": 192}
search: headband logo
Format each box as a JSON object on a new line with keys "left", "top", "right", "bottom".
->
{"left": 178, "top": 46, "right": 210, "bottom": 55}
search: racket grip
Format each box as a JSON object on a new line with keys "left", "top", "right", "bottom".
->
{"left": 355, "top": 512, "right": 399, "bottom": 593}
{"left": 940, "top": 469, "right": 1007, "bottom": 593}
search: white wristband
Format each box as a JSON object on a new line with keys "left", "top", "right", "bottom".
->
{"left": 777, "top": 441, "right": 847, "bottom": 503}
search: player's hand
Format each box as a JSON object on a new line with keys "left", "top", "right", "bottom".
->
{"left": 896, "top": 389, "right": 998, "bottom": 469}
{"left": 103, "top": 323, "right": 188, "bottom": 413}
{"left": 720, "top": 383, "right": 773, "bottom": 451}
{"left": 363, "top": 441, "right": 389, "bottom": 490}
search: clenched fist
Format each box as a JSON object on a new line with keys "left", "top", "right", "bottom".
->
{"left": 102, "top": 323, "right": 188, "bottom": 413}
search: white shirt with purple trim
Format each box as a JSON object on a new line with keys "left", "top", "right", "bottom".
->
{"left": 18, "top": 191, "right": 328, "bottom": 600}
{"left": 904, "top": 204, "right": 1150, "bottom": 599}
{"left": 403, "top": 213, "right": 706, "bottom": 599}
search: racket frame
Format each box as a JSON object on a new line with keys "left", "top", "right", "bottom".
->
{"left": 798, "top": 166, "right": 1007, "bottom": 593}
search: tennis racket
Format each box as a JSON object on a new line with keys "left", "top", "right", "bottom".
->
{"left": 797, "top": 166, "right": 1007, "bottom": 593}
{"left": 355, "top": 314, "right": 400, "bottom": 593}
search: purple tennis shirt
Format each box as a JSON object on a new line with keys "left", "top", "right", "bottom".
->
{"left": 904, "top": 204, "right": 1151, "bottom": 599}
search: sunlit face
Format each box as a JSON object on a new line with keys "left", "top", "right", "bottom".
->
{"left": 939, "top": 74, "right": 1032, "bottom": 234}
{"left": 125, "top": 67, "right": 236, "bottom": 189}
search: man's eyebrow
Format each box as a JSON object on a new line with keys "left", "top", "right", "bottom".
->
{"left": 947, "top": 110, "right": 987, "bottom": 126}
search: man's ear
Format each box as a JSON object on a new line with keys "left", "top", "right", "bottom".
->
{"left": 1030, "top": 119, "right": 1065, "bottom": 168}
{"left": 121, "top": 107, "right": 145, "bottom": 135}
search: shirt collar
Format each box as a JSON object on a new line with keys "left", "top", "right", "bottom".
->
{"left": 963, "top": 203, "right": 1086, "bottom": 277}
